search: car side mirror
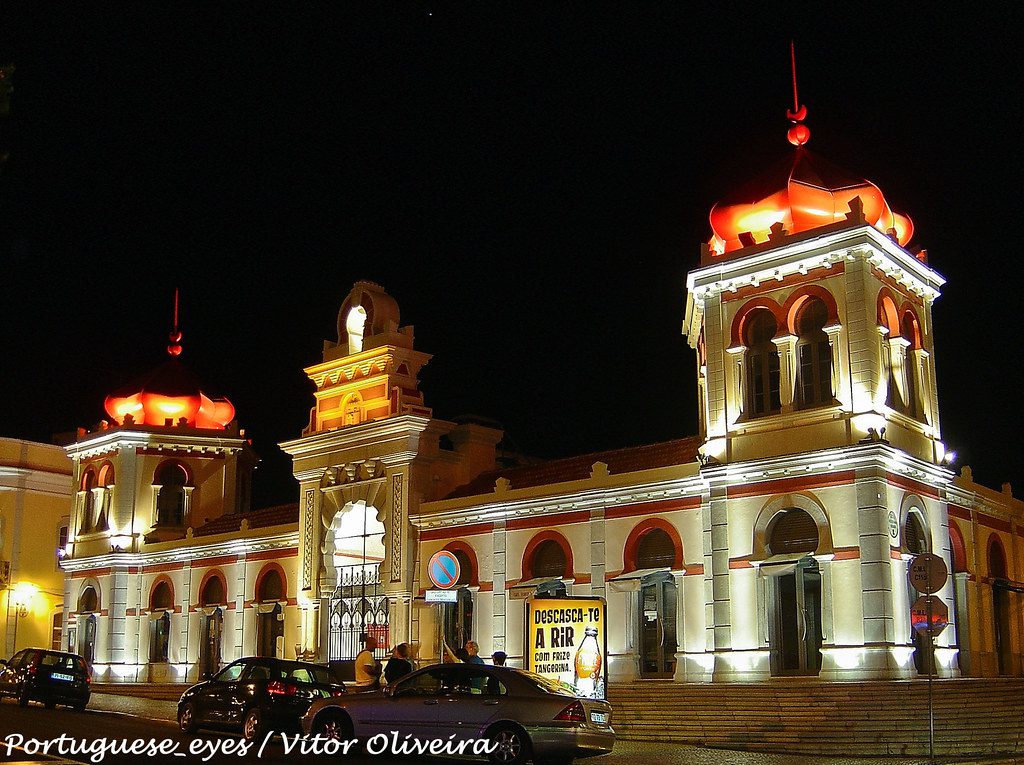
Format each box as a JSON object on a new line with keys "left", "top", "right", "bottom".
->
{"left": 384, "top": 685, "right": 398, "bottom": 698}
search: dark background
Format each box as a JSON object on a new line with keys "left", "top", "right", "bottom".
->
{"left": 1, "top": 5, "right": 1021, "bottom": 508}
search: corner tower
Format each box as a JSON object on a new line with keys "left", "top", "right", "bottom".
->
{"left": 684, "top": 120, "right": 946, "bottom": 467}
{"left": 61, "top": 306, "right": 256, "bottom": 672}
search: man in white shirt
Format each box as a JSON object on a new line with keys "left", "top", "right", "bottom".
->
{"left": 354, "top": 634, "right": 381, "bottom": 689}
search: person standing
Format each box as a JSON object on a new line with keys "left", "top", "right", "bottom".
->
{"left": 354, "top": 634, "right": 381, "bottom": 689}
{"left": 383, "top": 643, "right": 414, "bottom": 684}
{"left": 465, "top": 641, "right": 485, "bottom": 665}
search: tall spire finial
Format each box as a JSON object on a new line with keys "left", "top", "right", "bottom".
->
{"left": 786, "top": 41, "right": 810, "bottom": 146}
{"left": 167, "top": 288, "right": 183, "bottom": 356}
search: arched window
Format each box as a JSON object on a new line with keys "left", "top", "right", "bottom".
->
{"left": 256, "top": 569, "right": 284, "bottom": 602}
{"left": 989, "top": 537, "right": 1008, "bottom": 579}
{"left": 78, "top": 585, "right": 99, "bottom": 614}
{"left": 80, "top": 469, "right": 97, "bottom": 533}
{"left": 98, "top": 463, "right": 115, "bottom": 488}
{"left": 636, "top": 528, "right": 676, "bottom": 569}
{"left": 149, "top": 580, "right": 173, "bottom": 663}
{"left": 155, "top": 462, "right": 189, "bottom": 526}
{"left": 343, "top": 395, "right": 362, "bottom": 427}
{"left": 949, "top": 522, "right": 968, "bottom": 573}
{"left": 767, "top": 509, "right": 819, "bottom": 556}
{"left": 151, "top": 581, "right": 174, "bottom": 611}
{"left": 201, "top": 574, "right": 226, "bottom": 606}
{"left": 901, "top": 312, "right": 922, "bottom": 419}
{"left": 744, "top": 310, "right": 781, "bottom": 417}
{"left": 345, "top": 306, "right": 367, "bottom": 353}
{"left": 530, "top": 539, "right": 568, "bottom": 580}
{"left": 795, "top": 298, "right": 832, "bottom": 409}
{"left": 453, "top": 549, "right": 475, "bottom": 587}
{"left": 904, "top": 510, "right": 930, "bottom": 555}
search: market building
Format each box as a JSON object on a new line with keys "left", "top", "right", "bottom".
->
{"left": 53, "top": 115, "right": 1024, "bottom": 684}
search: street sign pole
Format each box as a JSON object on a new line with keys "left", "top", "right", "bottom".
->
{"left": 927, "top": 596, "right": 934, "bottom": 761}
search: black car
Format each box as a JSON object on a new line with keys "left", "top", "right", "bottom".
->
{"left": 0, "top": 648, "right": 91, "bottom": 710}
{"left": 177, "top": 657, "right": 346, "bottom": 741}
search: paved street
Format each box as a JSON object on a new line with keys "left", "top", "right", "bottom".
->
{"left": 0, "top": 696, "right": 1015, "bottom": 765}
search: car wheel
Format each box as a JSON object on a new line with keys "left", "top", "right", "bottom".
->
{"left": 313, "top": 711, "right": 352, "bottom": 743}
{"left": 242, "top": 707, "right": 265, "bottom": 743}
{"left": 73, "top": 700, "right": 88, "bottom": 712}
{"left": 487, "top": 724, "right": 530, "bottom": 765}
{"left": 18, "top": 689, "right": 30, "bottom": 707}
{"left": 178, "top": 701, "right": 198, "bottom": 733}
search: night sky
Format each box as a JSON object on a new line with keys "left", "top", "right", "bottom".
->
{"left": 2, "top": 7, "right": 1021, "bottom": 508}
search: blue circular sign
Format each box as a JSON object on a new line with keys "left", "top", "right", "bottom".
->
{"left": 429, "top": 550, "right": 461, "bottom": 590}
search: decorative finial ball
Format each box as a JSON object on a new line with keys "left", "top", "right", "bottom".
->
{"left": 167, "top": 330, "right": 183, "bottom": 356}
{"left": 787, "top": 124, "right": 810, "bottom": 146}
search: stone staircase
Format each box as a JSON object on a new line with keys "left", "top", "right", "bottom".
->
{"left": 607, "top": 678, "right": 1024, "bottom": 758}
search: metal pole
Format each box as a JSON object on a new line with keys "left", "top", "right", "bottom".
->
{"left": 927, "top": 596, "right": 934, "bottom": 761}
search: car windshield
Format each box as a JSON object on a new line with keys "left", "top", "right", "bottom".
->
{"left": 512, "top": 669, "right": 577, "bottom": 697}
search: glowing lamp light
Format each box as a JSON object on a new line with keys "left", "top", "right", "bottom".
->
{"left": 12, "top": 582, "right": 38, "bottom": 615}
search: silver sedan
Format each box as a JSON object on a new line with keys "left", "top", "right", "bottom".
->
{"left": 301, "top": 662, "right": 614, "bottom": 765}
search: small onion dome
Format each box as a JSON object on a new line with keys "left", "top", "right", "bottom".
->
{"left": 708, "top": 147, "right": 913, "bottom": 256}
{"left": 104, "top": 358, "right": 235, "bottom": 430}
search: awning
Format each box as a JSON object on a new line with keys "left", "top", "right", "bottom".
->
{"left": 607, "top": 567, "right": 672, "bottom": 582}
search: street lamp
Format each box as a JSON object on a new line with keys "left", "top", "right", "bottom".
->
{"left": 10, "top": 582, "right": 37, "bottom": 652}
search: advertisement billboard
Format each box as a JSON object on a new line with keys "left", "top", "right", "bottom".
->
{"left": 525, "top": 596, "right": 607, "bottom": 700}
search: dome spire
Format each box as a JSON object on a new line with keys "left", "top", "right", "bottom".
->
{"left": 786, "top": 41, "right": 810, "bottom": 146}
{"left": 167, "top": 288, "right": 183, "bottom": 357}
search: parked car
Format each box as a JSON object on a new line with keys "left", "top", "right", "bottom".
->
{"left": 0, "top": 648, "right": 91, "bottom": 710}
{"left": 177, "top": 657, "right": 346, "bottom": 741}
{"left": 302, "top": 663, "right": 614, "bottom": 765}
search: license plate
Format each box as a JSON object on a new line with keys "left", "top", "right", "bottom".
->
{"left": 590, "top": 711, "right": 608, "bottom": 725}
{"left": 51, "top": 672, "right": 74, "bottom": 682}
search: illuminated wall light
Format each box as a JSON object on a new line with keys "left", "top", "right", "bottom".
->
{"left": 722, "top": 650, "right": 768, "bottom": 673}
{"left": 890, "top": 646, "right": 915, "bottom": 669}
{"left": 828, "top": 647, "right": 867, "bottom": 670}
{"left": 934, "top": 647, "right": 958, "bottom": 670}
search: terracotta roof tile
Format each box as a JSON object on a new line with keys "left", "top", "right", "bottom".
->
{"left": 193, "top": 503, "right": 299, "bottom": 537}
{"left": 445, "top": 436, "right": 702, "bottom": 500}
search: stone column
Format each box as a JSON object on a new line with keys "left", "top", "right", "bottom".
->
{"left": 108, "top": 567, "right": 129, "bottom": 666}
{"left": 772, "top": 334, "right": 799, "bottom": 412}
{"left": 491, "top": 522, "right": 507, "bottom": 652}
{"left": 824, "top": 324, "right": 844, "bottom": 407}
{"left": 589, "top": 509, "right": 606, "bottom": 600}
{"left": 726, "top": 345, "right": 745, "bottom": 423}
{"left": 888, "top": 336, "right": 911, "bottom": 409}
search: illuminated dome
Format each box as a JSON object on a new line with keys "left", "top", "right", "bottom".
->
{"left": 708, "top": 146, "right": 914, "bottom": 257}
{"left": 104, "top": 357, "right": 235, "bottom": 430}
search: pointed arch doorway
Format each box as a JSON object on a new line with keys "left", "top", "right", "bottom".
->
{"left": 327, "top": 500, "right": 388, "bottom": 664}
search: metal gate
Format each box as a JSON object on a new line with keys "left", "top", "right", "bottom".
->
{"left": 328, "top": 564, "right": 389, "bottom": 662}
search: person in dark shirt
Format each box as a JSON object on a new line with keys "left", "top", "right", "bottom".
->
{"left": 383, "top": 643, "right": 413, "bottom": 684}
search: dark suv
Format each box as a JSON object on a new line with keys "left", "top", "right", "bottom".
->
{"left": 177, "top": 657, "right": 346, "bottom": 741}
{"left": 0, "top": 648, "right": 91, "bottom": 709}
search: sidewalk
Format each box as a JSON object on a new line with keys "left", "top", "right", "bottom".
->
{"left": 88, "top": 691, "right": 177, "bottom": 722}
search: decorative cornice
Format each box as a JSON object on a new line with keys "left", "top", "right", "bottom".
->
{"left": 61, "top": 529, "right": 299, "bottom": 572}
{"left": 65, "top": 428, "right": 248, "bottom": 461}
{"left": 685, "top": 225, "right": 945, "bottom": 340}
{"left": 280, "top": 414, "right": 431, "bottom": 463}
{"left": 411, "top": 474, "right": 707, "bottom": 531}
